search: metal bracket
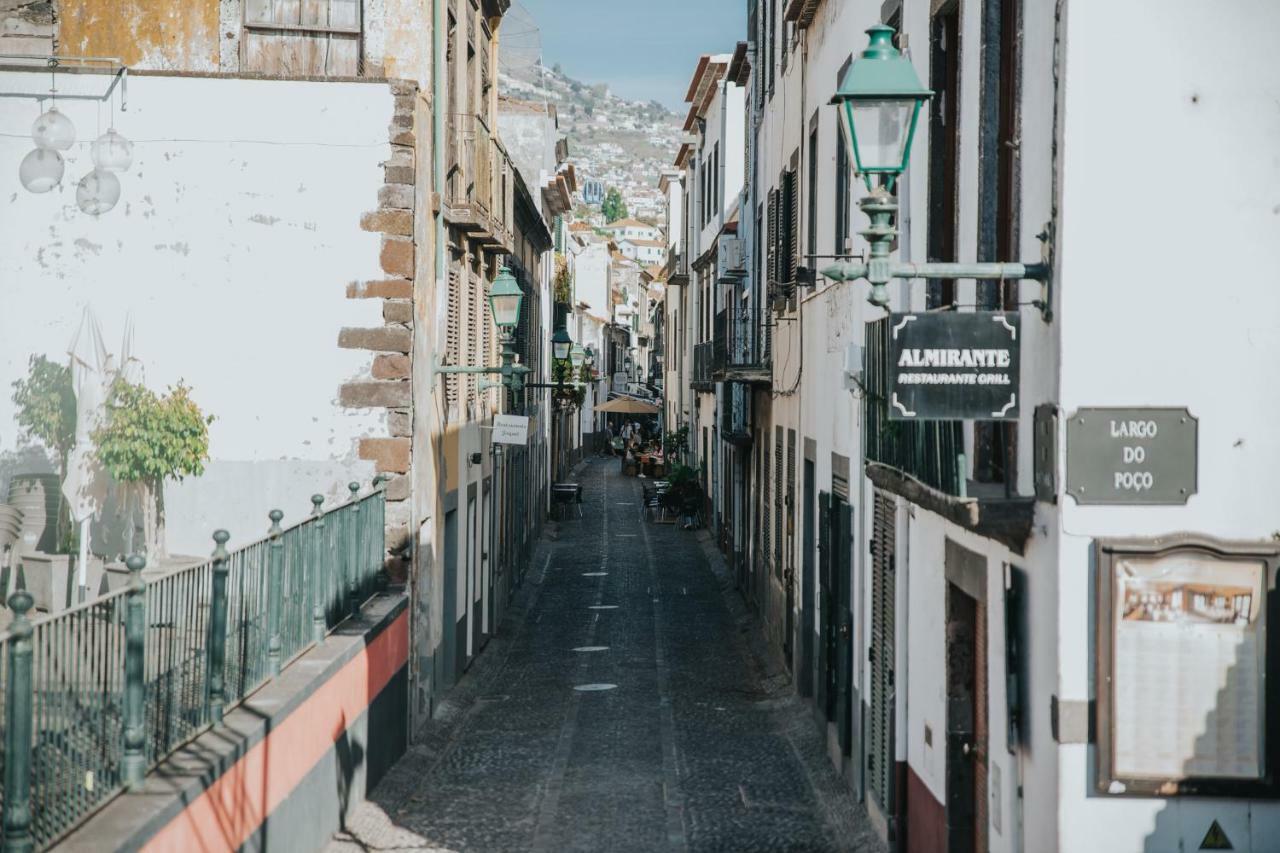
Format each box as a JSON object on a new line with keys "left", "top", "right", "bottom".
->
{"left": 0, "top": 55, "right": 129, "bottom": 111}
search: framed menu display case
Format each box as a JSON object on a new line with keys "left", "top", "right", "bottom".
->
{"left": 1095, "top": 535, "right": 1280, "bottom": 797}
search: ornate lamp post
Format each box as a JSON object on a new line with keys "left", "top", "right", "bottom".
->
{"left": 433, "top": 266, "right": 530, "bottom": 392}
{"left": 824, "top": 25, "right": 1050, "bottom": 309}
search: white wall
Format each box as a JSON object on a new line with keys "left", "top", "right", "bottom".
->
{"left": 1052, "top": 1, "right": 1280, "bottom": 850}
{"left": 0, "top": 72, "right": 392, "bottom": 555}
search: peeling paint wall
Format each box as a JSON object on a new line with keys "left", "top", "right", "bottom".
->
{"left": 0, "top": 71, "right": 394, "bottom": 555}
{"left": 0, "top": 0, "right": 54, "bottom": 56}
{"left": 57, "top": 0, "right": 220, "bottom": 71}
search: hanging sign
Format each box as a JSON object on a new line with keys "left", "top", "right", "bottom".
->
{"left": 491, "top": 414, "right": 530, "bottom": 445}
{"left": 1065, "top": 408, "right": 1197, "bottom": 504}
{"left": 886, "top": 311, "right": 1020, "bottom": 420}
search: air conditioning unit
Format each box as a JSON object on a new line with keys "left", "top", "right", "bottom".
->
{"left": 717, "top": 237, "right": 745, "bottom": 276}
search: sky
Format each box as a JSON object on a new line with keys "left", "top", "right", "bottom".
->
{"left": 515, "top": 0, "right": 746, "bottom": 112}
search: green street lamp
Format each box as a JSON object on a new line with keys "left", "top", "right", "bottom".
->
{"left": 433, "top": 265, "right": 530, "bottom": 393}
{"left": 488, "top": 266, "right": 523, "bottom": 332}
{"left": 570, "top": 343, "right": 586, "bottom": 370}
{"left": 824, "top": 26, "right": 1050, "bottom": 310}
{"left": 551, "top": 326, "right": 573, "bottom": 365}
{"left": 832, "top": 25, "right": 932, "bottom": 192}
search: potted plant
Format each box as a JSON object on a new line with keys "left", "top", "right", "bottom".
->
{"left": 93, "top": 379, "right": 212, "bottom": 561}
{"left": 10, "top": 355, "right": 82, "bottom": 609}
{"left": 10, "top": 354, "right": 76, "bottom": 548}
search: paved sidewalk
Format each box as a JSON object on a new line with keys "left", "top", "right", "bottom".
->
{"left": 329, "top": 459, "right": 883, "bottom": 852}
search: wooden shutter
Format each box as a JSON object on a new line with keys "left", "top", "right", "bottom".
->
{"left": 867, "top": 490, "right": 896, "bottom": 809}
{"left": 835, "top": 499, "right": 854, "bottom": 754}
{"left": 243, "top": 0, "right": 361, "bottom": 76}
{"left": 816, "top": 490, "right": 832, "bottom": 715}
{"left": 774, "top": 426, "right": 783, "bottom": 578}
{"left": 766, "top": 188, "right": 778, "bottom": 289}
{"left": 761, "top": 437, "right": 772, "bottom": 583}
{"left": 786, "top": 429, "right": 796, "bottom": 566}
{"left": 446, "top": 267, "right": 461, "bottom": 409}
{"left": 784, "top": 169, "right": 798, "bottom": 284}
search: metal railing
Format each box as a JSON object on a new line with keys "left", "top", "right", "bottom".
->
{"left": 0, "top": 481, "right": 387, "bottom": 850}
{"left": 864, "top": 317, "right": 965, "bottom": 495}
{"left": 691, "top": 341, "right": 715, "bottom": 388}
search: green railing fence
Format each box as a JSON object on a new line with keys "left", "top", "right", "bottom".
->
{"left": 0, "top": 480, "right": 388, "bottom": 851}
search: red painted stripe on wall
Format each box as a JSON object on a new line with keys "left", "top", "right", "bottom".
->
{"left": 142, "top": 611, "right": 409, "bottom": 853}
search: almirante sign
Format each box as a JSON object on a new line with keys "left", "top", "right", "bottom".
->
{"left": 887, "top": 312, "right": 1021, "bottom": 420}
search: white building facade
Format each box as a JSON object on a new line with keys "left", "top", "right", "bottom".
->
{"left": 716, "top": 1, "right": 1280, "bottom": 851}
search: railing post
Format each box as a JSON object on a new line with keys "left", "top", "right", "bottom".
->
{"left": 122, "top": 554, "right": 147, "bottom": 791}
{"left": 205, "top": 530, "right": 231, "bottom": 724}
{"left": 347, "top": 482, "right": 361, "bottom": 618}
{"left": 266, "top": 510, "right": 284, "bottom": 677}
{"left": 310, "top": 495, "right": 326, "bottom": 643}
{"left": 371, "top": 475, "right": 390, "bottom": 592}
{"left": 3, "top": 587, "right": 36, "bottom": 853}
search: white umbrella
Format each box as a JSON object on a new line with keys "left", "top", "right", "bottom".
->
{"left": 62, "top": 307, "right": 112, "bottom": 602}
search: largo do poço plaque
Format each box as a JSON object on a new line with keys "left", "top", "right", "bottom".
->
{"left": 886, "top": 311, "right": 1020, "bottom": 420}
{"left": 1065, "top": 408, "right": 1198, "bottom": 505}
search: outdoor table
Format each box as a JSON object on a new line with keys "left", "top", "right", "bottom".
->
{"left": 551, "top": 483, "right": 582, "bottom": 519}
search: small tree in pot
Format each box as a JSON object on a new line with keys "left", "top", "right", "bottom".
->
{"left": 11, "top": 354, "right": 77, "bottom": 550}
{"left": 93, "top": 380, "right": 211, "bottom": 560}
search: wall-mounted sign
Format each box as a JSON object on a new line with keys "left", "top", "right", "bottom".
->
{"left": 886, "top": 311, "right": 1020, "bottom": 420}
{"left": 1095, "top": 536, "right": 1280, "bottom": 798}
{"left": 491, "top": 414, "right": 530, "bottom": 445}
{"left": 1065, "top": 408, "right": 1197, "bottom": 504}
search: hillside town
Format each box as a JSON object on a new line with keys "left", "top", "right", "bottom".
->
{"left": 1, "top": 1, "right": 1277, "bottom": 852}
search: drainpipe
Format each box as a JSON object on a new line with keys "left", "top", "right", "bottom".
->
{"left": 433, "top": 0, "right": 446, "bottom": 318}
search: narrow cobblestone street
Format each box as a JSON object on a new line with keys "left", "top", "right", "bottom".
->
{"left": 330, "top": 458, "right": 882, "bottom": 852}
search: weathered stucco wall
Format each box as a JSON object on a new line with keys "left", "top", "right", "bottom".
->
{"left": 0, "top": 71, "right": 394, "bottom": 555}
{"left": 57, "top": 0, "right": 220, "bottom": 71}
{"left": 0, "top": 0, "right": 54, "bottom": 56}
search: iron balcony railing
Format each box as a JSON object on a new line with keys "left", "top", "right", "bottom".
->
{"left": 692, "top": 341, "right": 715, "bottom": 388}
{"left": 864, "top": 317, "right": 965, "bottom": 495}
{"left": 711, "top": 308, "right": 771, "bottom": 384}
{"left": 0, "top": 481, "right": 388, "bottom": 850}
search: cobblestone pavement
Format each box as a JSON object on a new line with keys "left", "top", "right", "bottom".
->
{"left": 329, "top": 459, "right": 884, "bottom": 853}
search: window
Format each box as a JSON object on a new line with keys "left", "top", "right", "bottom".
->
{"left": 767, "top": 0, "right": 777, "bottom": 98}
{"left": 807, "top": 121, "right": 818, "bottom": 260}
{"left": 974, "top": 0, "right": 1022, "bottom": 487}
{"left": 928, "top": 3, "right": 961, "bottom": 308}
{"left": 243, "top": 0, "right": 361, "bottom": 76}
{"left": 834, "top": 57, "right": 852, "bottom": 255}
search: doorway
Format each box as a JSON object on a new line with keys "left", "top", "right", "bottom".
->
{"left": 439, "top": 507, "right": 458, "bottom": 691}
{"left": 799, "top": 456, "right": 816, "bottom": 697}
{"left": 945, "top": 540, "right": 988, "bottom": 853}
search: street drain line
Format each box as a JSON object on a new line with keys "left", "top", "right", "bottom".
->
{"left": 640, "top": 490, "right": 690, "bottom": 852}
{"left": 529, "top": 474, "right": 612, "bottom": 852}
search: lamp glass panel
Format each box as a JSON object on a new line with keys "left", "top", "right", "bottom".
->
{"left": 553, "top": 341, "right": 571, "bottom": 361}
{"left": 490, "top": 292, "right": 521, "bottom": 328}
{"left": 844, "top": 99, "right": 915, "bottom": 172}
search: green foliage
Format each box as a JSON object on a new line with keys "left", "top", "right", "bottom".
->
{"left": 663, "top": 425, "right": 689, "bottom": 461}
{"left": 661, "top": 462, "right": 704, "bottom": 513}
{"left": 551, "top": 357, "right": 575, "bottom": 385}
{"left": 12, "top": 354, "right": 76, "bottom": 468}
{"left": 602, "top": 187, "right": 628, "bottom": 223}
{"left": 553, "top": 254, "right": 573, "bottom": 303}
{"left": 93, "top": 380, "right": 212, "bottom": 485}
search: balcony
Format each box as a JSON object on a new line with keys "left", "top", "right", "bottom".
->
{"left": 445, "top": 113, "right": 515, "bottom": 253}
{"left": 691, "top": 341, "right": 715, "bottom": 390}
{"left": 711, "top": 309, "right": 771, "bottom": 386}
{"left": 863, "top": 316, "right": 1033, "bottom": 553}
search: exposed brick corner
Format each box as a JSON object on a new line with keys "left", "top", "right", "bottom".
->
{"left": 358, "top": 437, "right": 411, "bottom": 474}
{"left": 338, "top": 326, "right": 412, "bottom": 354}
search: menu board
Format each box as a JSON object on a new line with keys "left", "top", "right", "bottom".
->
{"left": 1110, "top": 553, "right": 1265, "bottom": 782}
